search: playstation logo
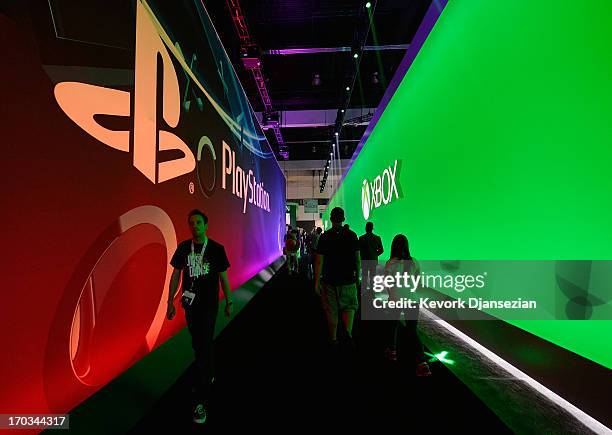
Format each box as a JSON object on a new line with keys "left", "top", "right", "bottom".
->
{"left": 54, "top": 1, "right": 195, "bottom": 184}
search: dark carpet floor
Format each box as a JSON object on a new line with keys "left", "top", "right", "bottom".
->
{"left": 130, "top": 267, "right": 510, "bottom": 433}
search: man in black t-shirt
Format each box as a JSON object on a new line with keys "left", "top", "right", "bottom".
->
{"left": 315, "top": 207, "right": 361, "bottom": 346}
{"left": 166, "top": 209, "right": 232, "bottom": 424}
{"left": 359, "top": 221, "right": 384, "bottom": 294}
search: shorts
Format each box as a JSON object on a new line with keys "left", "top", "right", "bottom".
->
{"left": 320, "top": 282, "right": 359, "bottom": 317}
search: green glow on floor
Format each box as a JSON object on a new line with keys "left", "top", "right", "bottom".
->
{"left": 426, "top": 350, "right": 455, "bottom": 365}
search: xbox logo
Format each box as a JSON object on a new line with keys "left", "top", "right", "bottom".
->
{"left": 361, "top": 160, "right": 400, "bottom": 220}
{"left": 362, "top": 179, "right": 371, "bottom": 219}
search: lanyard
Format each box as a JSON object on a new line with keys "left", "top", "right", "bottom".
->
{"left": 190, "top": 238, "right": 208, "bottom": 262}
{"left": 189, "top": 238, "right": 209, "bottom": 286}
{"left": 185, "top": 238, "right": 209, "bottom": 298}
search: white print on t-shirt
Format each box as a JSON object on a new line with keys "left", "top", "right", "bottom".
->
{"left": 187, "top": 252, "right": 210, "bottom": 278}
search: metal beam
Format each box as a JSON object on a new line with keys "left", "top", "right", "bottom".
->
{"left": 278, "top": 159, "right": 351, "bottom": 171}
{"left": 263, "top": 44, "right": 409, "bottom": 55}
{"left": 226, "top": 0, "right": 289, "bottom": 159}
{"left": 284, "top": 140, "right": 359, "bottom": 144}
{"left": 256, "top": 108, "right": 376, "bottom": 128}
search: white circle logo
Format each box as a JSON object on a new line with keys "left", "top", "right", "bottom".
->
{"left": 362, "top": 179, "right": 370, "bottom": 220}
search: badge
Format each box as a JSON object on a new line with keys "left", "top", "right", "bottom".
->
{"left": 182, "top": 290, "right": 196, "bottom": 306}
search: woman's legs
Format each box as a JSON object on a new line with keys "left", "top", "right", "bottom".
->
{"left": 404, "top": 319, "right": 426, "bottom": 364}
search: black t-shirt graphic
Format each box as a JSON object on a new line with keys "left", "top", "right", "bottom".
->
{"left": 170, "top": 238, "right": 230, "bottom": 309}
{"left": 316, "top": 226, "right": 360, "bottom": 286}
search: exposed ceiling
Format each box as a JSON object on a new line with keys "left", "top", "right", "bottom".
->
{"left": 203, "top": 0, "right": 432, "bottom": 162}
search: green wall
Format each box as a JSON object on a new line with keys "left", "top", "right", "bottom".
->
{"left": 326, "top": 0, "right": 611, "bottom": 368}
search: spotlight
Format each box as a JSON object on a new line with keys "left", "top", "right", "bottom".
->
{"left": 345, "top": 86, "right": 350, "bottom": 91}
{"left": 353, "top": 52, "right": 359, "bottom": 59}
{"left": 335, "top": 131, "right": 339, "bottom": 136}
{"left": 366, "top": 2, "right": 372, "bottom": 8}
{"left": 341, "top": 109, "right": 345, "bottom": 113}
{"left": 312, "top": 73, "right": 321, "bottom": 87}
{"left": 372, "top": 71, "right": 379, "bottom": 85}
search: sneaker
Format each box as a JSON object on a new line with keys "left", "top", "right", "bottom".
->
{"left": 416, "top": 362, "right": 432, "bottom": 377}
{"left": 384, "top": 347, "right": 398, "bottom": 362}
{"left": 193, "top": 404, "right": 207, "bottom": 424}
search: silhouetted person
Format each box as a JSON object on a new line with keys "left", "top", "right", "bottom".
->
{"left": 284, "top": 225, "right": 292, "bottom": 243}
{"left": 314, "top": 207, "right": 361, "bottom": 348}
{"left": 308, "top": 227, "right": 323, "bottom": 280}
{"left": 312, "top": 227, "right": 323, "bottom": 251}
{"left": 359, "top": 222, "right": 384, "bottom": 299}
{"left": 285, "top": 229, "right": 300, "bottom": 274}
{"left": 283, "top": 225, "right": 292, "bottom": 264}
{"left": 166, "top": 209, "right": 233, "bottom": 424}
{"left": 384, "top": 234, "right": 431, "bottom": 376}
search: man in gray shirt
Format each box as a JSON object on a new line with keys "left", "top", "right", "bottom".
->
{"left": 315, "top": 208, "right": 361, "bottom": 348}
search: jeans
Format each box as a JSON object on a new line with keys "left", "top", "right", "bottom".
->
{"left": 386, "top": 308, "right": 426, "bottom": 364}
{"left": 185, "top": 303, "right": 218, "bottom": 405}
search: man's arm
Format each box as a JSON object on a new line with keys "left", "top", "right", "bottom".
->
{"left": 355, "top": 250, "right": 362, "bottom": 284}
{"left": 220, "top": 271, "right": 232, "bottom": 304}
{"left": 220, "top": 270, "right": 233, "bottom": 317}
{"left": 168, "top": 268, "right": 181, "bottom": 303}
{"left": 377, "top": 236, "right": 384, "bottom": 256}
{"left": 314, "top": 254, "right": 324, "bottom": 295}
{"left": 353, "top": 234, "right": 362, "bottom": 284}
{"left": 166, "top": 268, "right": 181, "bottom": 320}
